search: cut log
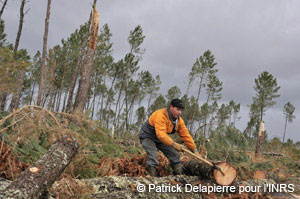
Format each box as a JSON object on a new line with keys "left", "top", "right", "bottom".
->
{"left": 0, "top": 136, "right": 79, "bottom": 199}
{"left": 253, "top": 170, "right": 266, "bottom": 180}
{"left": 183, "top": 160, "right": 237, "bottom": 186}
{"left": 183, "top": 160, "right": 212, "bottom": 179}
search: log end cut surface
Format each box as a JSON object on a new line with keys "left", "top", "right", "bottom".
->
{"left": 253, "top": 170, "right": 266, "bottom": 180}
{"left": 213, "top": 162, "right": 237, "bottom": 186}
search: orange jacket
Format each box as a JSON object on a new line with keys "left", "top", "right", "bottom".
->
{"left": 148, "top": 108, "right": 196, "bottom": 150}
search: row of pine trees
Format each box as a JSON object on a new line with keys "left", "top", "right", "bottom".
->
{"left": 0, "top": 0, "right": 296, "bottom": 143}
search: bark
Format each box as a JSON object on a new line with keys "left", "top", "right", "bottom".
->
{"left": 282, "top": 116, "right": 288, "bottom": 143}
{"left": 61, "top": 90, "right": 67, "bottom": 112}
{"left": 73, "top": 6, "right": 99, "bottom": 114}
{"left": 47, "top": 51, "right": 56, "bottom": 110}
{"left": 73, "top": 48, "right": 95, "bottom": 113}
{"left": 113, "top": 88, "right": 122, "bottom": 126}
{"left": 0, "top": 136, "right": 79, "bottom": 199}
{"left": 3, "top": 176, "right": 296, "bottom": 199}
{"left": 37, "top": 0, "right": 51, "bottom": 106}
{"left": 91, "top": 87, "right": 96, "bottom": 119}
{"left": 100, "top": 87, "right": 104, "bottom": 112}
{"left": 29, "top": 82, "right": 36, "bottom": 105}
{"left": 183, "top": 160, "right": 212, "bottom": 179}
{"left": 64, "top": 176, "right": 281, "bottom": 199}
{"left": 8, "top": 0, "right": 26, "bottom": 111}
{"left": 255, "top": 121, "right": 266, "bottom": 157}
{"left": 55, "top": 88, "right": 62, "bottom": 112}
{"left": 13, "top": 0, "right": 25, "bottom": 54}
{"left": 0, "top": 0, "right": 8, "bottom": 18}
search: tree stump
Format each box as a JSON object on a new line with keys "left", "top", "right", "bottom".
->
{"left": 0, "top": 136, "right": 79, "bottom": 199}
{"left": 183, "top": 160, "right": 237, "bottom": 186}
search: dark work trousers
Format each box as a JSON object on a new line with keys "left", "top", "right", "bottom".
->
{"left": 141, "top": 138, "right": 181, "bottom": 168}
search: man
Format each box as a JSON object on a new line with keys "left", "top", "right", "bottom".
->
{"left": 139, "top": 98, "right": 200, "bottom": 176}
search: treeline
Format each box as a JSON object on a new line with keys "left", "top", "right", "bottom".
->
{"left": 0, "top": 1, "right": 296, "bottom": 144}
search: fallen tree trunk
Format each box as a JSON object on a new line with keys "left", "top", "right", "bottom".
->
{"left": 74, "top": 176, "right": 282, "bottom": 199}
{"left": 183, "top": 160, "right": 212, "bottom": 179}
{"left": 0, "top": 136, "right": 79, "bottom": 199}
{"left": 183, "top": 160, "right": 237, "bottom": 186}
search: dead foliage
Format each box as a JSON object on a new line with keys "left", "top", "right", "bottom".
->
{"left": 50, "top": 174, "right": 93, "bottom": 199}
{"left": 96, "top": 152, "right": 174, "bottom": 177}
{"left": 0, "top": 105, "right": 109, "bottom": 179}
{"left": 0, "top": 138, "right": 28, "bottom": 180}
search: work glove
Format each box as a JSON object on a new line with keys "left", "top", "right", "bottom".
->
{"left": 192, "top": 148, "right": 200, "bottom": 157}
{"left": 172, "top": 142, "right": 185, "bottom": 152}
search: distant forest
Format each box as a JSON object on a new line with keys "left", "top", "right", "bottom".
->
{"left": 0, "top": 0, "right": 296, "bottom": 145}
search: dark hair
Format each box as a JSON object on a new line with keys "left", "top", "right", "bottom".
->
{"left": 170, "top": 98, "right": 184, "bottom": 109}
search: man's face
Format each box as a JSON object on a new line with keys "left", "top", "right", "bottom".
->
{"left": 170, "top": 105, "right": 183, "bottom": 119}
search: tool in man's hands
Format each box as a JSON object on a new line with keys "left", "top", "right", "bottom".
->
{"left": 172, "top": 142, "right": 185, "bottom": 152}
{"left": 182, "top": 148, "right": 225, "bottom": 176}
{"left": 182, "top": 147, "right": 237, "bottom": 186}
{"left": 212, "top": 163, "right": 225, "bottom": 176}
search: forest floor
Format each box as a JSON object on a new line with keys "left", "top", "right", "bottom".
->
{"left": 0, "top": 107, "right": 300, "bottom": 198}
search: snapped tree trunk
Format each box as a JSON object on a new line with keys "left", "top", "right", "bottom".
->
{"left": 73, "top": 5, "right": 99, "bottom": 114}
{"left": 65, "top": 0, "right": 97, "bottom": 113}
{"left": 37, "top": 0, "right": 51, "bottom": 106}
{"left": 255, "top": 121, "right": 266, "bottom": 157}
{"left": 0, "top": 136, "right": 79, "bottom": 199}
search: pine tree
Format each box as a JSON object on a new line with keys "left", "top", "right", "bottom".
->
{"left": 148, "top": 94, "right": 166, "bottom": 115}
{"left": 123, "top": 25, "right": 145, "bottom": 132}
{"left": 253, "top": 71, "right": 280, "bottom": 121}
{"left": 188, "top": 50, "right": 217, "bottom": 134}
{"left": 282, "top": 102, "right": 295, "bottom": 143}
{"left": 165, "top": 86, "right": 181, "bottom": 103}
{"left": 0, "top": 19, "right": 7, "bottom": 48}
{"left": 205, "top": 69, "right": 222, "bottom": 104}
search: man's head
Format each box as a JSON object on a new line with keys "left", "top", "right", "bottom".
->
{"left": 169, "top": 99, "right": 184, "bottom": 119}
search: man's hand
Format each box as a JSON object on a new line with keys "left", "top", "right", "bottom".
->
{"left": 192, "top": 148, "right": 200, "bottom": 156}
{"left": 172, "top": 142, "right": 185, "bottom": 152}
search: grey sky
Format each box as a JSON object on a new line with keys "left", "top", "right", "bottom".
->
{"left": 2, "top": 0, "right": 300, "bottom": 142}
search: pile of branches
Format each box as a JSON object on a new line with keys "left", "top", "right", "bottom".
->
{"left": 50, "top": 174, "right": 94, "bottom": 199}
{"left": 0, "top": 105, "right": 93, "bottom": 148}
{"left": 96, "top": 152, "right": 175, "bottom": 177}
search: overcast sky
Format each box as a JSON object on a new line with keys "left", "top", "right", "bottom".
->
{"left": 2, "top": 0, "right": 300, "bottom": 142}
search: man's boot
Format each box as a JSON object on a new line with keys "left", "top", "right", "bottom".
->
{"left": 172, "top": 163, "right": 182, "bottom": 175}
{"left": 146, "top": 166, "right": 156, "bottom": 176}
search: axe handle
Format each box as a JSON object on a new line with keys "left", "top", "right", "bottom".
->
{"left": 182, "top": 148, "right": 214, "bottom": 167}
